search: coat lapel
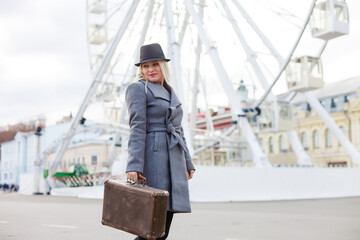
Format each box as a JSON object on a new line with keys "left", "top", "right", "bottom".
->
{"left": 140, "top": 80, "right": 170, "bottom": 102}
{"left": 164, "top": 81, "right": 181, "bottom": 108}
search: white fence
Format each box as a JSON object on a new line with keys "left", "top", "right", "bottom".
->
{"left": 48, "top": 167, "right": 360, "bottom": 202}
{"left": 189, "top": 166, "right": 360, "bottom": 202}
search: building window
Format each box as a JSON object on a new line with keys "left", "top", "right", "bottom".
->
{"left": 301, "top": 132, "right": 307, "bottom": 149}
{"left": 269, "top": 137, "right": 274, "bottom": 153}
{"left": 258, "top": 138, "right": 263, "bottom": 151}
{"left": 330, "top": 98, "right": 336, "bottom": 112}
{"left": 77, "top": 157, "right": 80, "bottom": 164}
{"left": 325, "top": 129, "right": 332, "bottom": 147}
{"left": 4, "top": 173, "right": 7, "bottom": 180}
{"left": 306, "top": 103, "right": 311, "bottom": 113}
{"left": 91, "top": 155, "right": 98, "bottom": 166}
{"left": 82, "top": 157, "right": 85, "bottom": 165}
{"left": 338, "top": 126, "right": 346, "bottom": 146}
{"left": 313, "top": 130, "right": 319, "bottom": 149}
{"left": 279, "top": 135, "right": 286, "bottom": 152}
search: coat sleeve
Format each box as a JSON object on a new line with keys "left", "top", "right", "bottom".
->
{"left": 125, "top": 82, "right": 147, "bottom": 174}
{"left": 180, "top": 126, "right": 196, "bottom": 171}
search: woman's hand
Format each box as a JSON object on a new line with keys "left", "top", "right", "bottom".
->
{"left": 127, "top": 171, "right": 139, "bottom": 183}
{"left": 187, "top": 169, "right": 195, "bottom": 180}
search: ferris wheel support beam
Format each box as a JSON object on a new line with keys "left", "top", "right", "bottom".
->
{"left": 286, "top": 131, "right": 312, "bottom": 165}
{"left": 179, "top": 11, "right": 189, "bottom": 45}
{"left": 130, "top": 0, "right": 156, "bottom": 82}
{"left": 220, "top": 0, "right": 276, "bottom": 103}
{"left": 164, "top": 0, "right": 193, "bottom": 154}
{"left": 49, "top": 0, "right": 141, "bottom": 177}
{"left": 190, "top": 36, "right": 202, "bottom": 138}
{"left": 108, "top": 0, "right": 155, "bottom": 167}
{"left": 199, "top": 75, "right": 215, "bottom": 133}
{"left": 304, "top": 92, "right": 360, "bottom": 165}
{"left": 184, "top": 0, "right": 269, "bottom": 167}
{"left": 190, "top": 0, "right": 205, "bottom": 140}
{"left": 230, "top": 0, "right": 284, "bottom": 66}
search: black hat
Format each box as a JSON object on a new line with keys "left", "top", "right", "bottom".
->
{"left": 135, "top": 43, "right": 170, "bottom": 67}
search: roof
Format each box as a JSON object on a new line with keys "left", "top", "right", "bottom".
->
{"left": 43, "top": 120, "right": 102, "bottom": 150}
{"left": 291, "top": 75, "right": 360, "bottom": 104}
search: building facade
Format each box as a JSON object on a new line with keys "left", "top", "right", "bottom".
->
{"left": 194, "top": 76, "right": 360, "bottom": 167}
{"left": 257, "top": 76, "right": 360, "bottom": 167}
{"left": 46, "top": 141, "right": 115, "bottom": 174}
{"left": 0, "top": 121, "right": 118, "bottom": 186}
{"left": 0, "top": 131, "right": 39, "bottom": 185}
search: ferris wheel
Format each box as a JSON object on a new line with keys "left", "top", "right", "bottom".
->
{"left": 46, "top": 0, "right": 360, "bottom": 176}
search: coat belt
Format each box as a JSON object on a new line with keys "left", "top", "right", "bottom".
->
{"left": 147, "top": 123, "right": 188, "bottom": 153}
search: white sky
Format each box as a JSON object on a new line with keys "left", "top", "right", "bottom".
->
{"left": 0, "top": 0, "right": 360, "bottom": 127}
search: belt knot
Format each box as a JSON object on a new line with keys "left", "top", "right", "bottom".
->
{"left": 167, "top": 123, "right": 175, "bottom": 133}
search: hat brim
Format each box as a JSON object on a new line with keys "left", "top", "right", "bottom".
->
{"left": 135, "top": 58, "right": 170, "bottom": 67}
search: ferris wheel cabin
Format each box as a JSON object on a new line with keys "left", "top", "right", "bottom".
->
{"left": 286, "top": 56, "right": 323, "bottom": 92}
{"left": 97, "top": 82, "right": 116, "bottom": 102}
{"left": 88, "top": 24, "right": 107, "bottom": 45}
{"left": 88, "top": 0, "right": 106, "bottom": 14}
{"left": 310, "top": 0, "right": 349, "bottom": 40}
{"left": 90, "top": 54, "right": 103, "bottom": 73}
{"left": 258, "top": 101, "right": 293, "bottom": 132}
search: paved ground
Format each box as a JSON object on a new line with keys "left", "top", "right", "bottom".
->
{"left": 0, "top": 193, "right": 359, "bottom": 240}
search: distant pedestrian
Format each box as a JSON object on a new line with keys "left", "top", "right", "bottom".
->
{"left": 3, "top": 183, "right": 9, "bottom": 192}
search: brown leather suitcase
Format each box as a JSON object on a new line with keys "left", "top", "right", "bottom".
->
{"left": 102, "top": 179, "right": 169, "bottom": 239}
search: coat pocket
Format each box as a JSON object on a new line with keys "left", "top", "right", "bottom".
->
{"left": 153, "top": 132, "right": 160, "bottom": 152}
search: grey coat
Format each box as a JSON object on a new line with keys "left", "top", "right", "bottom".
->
{"left": 125, "top": 79, "right": 195, "bottom": 213}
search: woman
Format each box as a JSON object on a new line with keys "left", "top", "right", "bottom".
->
{"left": 126, "top": 43, "right": 195, "bottom": 240}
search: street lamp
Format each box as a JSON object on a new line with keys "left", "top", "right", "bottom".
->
{"left": 34, "top": 126, "right": 43, "bottom": 194}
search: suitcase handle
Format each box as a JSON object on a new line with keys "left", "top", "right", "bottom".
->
{"left": 127, "top": 174, "right": 147, "bottom": 186}
{"left": 138, "top": 175, "right": 147, "bottom": 186}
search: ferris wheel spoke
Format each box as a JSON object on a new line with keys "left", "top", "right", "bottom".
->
{"left": 102, "top": 2, "right": 150, "bottom": 86}
{"left": 230, "top": 0, "right": 284, "bottom": 66}
{"left": 179, "top": 11, "right": 189, "bottom": 45}
{"left": 252, "top": 0, "right": 304, "bottom": 28}
{"left": 102, "top": 1, "right": 128, "bottom": 26}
